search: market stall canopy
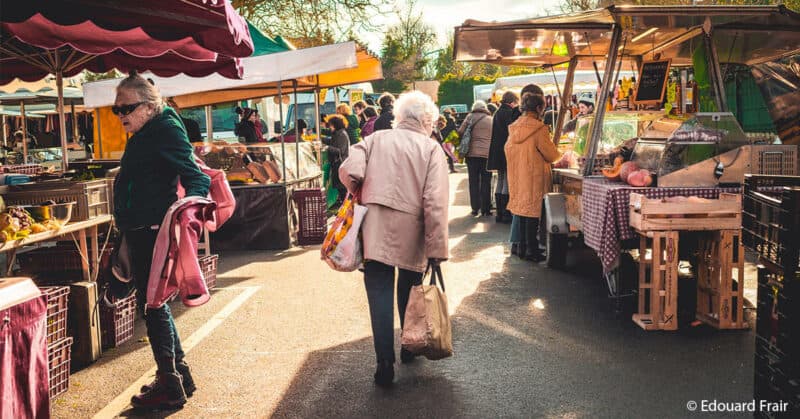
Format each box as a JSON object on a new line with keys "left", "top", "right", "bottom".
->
{"left": 493, "top": 70, "right": 636, "bottom": 95}
{"left": 0, "top": 86, "right": 83, "bottom": 106}
{"left": 0, "top": 1, "right": 254, "bottom": 83}
{"left": 316, "top": 47, "right": 383, "bottom": 89}
{"left": 82, "top": 42, "right": 361, "bottom": 109}
{"left": 454, "top": 5, "right": 800, "bottom": 67}
{"left": 0, "top": 77, "right": 82, "bottom": 94}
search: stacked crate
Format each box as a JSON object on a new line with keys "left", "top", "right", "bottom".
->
{"left": 40, "top": 286, "right": 73, "bottom": 400}
{"left": 743, "top": 175, "right": 800, "bottom": 417}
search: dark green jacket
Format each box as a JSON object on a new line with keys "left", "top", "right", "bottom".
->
{"left": 345, "top": 114, "right": 361, "bottom": 145}
{"left": 114, "top": 107, "right": 210, "bottom": 230}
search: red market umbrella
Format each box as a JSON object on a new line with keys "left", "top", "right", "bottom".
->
{"left": 0, "top": 0, "right": 255, "bottom": 168}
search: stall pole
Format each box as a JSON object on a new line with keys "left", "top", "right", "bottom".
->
{"left": 278, "top": 82, "right": 287, "bottom": 184}
{"left": 20, "top": 101, "right": 28, "bottom": 164}
{"left": 293, "top": 80, "right": 299, "bottom": 179}
{"left": 553, "top": 56, "right": 578, "bottom": 142}
{"left": 205, "top": 105, "right": 214, "bottom": 142}
{"left": 583, "top": 25, "right": 622, "bottom": 177}
{"left": 95, "top": 109, "right": 102, "bottom": 159}
{"left": 56, "top": 69, "right": 69, "bottom": 170}
{"left": 313, "top": 87, "right": 322, "bottom": 165}
{"left": 703, "top": 32, "right": 729, "bottom": 112}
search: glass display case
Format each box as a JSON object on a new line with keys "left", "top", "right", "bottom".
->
{"left": 194, "top": 141, "right": 321, "bottom": 185}
{"left": 657, "top": 112, "right": 749, "bottom": 179}
{"left": 570, "top": 111, "right": 664, "bottom": 157}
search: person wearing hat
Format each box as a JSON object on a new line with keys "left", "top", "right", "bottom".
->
{"left": 563, "top": 94, "right": 595, "bottom": 134}
{"left": 234, "top": 106, "right": 260, "bottom": 144}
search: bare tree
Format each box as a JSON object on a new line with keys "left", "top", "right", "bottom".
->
{"left": 378, "top": 0, "right": 437, "bottom": 87}
{"left": 232, "top": 0, "right": 391, "bottom": 47}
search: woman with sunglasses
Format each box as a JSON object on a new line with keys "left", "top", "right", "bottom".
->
{"left": 112, "top": 72, "right": 210, "bottom": 410}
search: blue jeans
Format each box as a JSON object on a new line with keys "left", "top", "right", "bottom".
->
{"left": 363, "top": 261, "right": 423, "bottom": 363}
{"left": 128, "top": 228, "right": 185, "bottom": 370}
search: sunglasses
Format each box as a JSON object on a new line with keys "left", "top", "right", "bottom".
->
{"left": 112, "top": 102, "right": 145, "bottom": 116}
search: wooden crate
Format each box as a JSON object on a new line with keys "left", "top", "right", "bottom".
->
{"left": 629, "top": 193, "right": 741, "bottom": 231}
{"left": 696, "top": 229, "right": 748, "bottom": 329}
{"left": 633, "top": 230, "right": 679, "bottom": 331}
{"left": 3, "top": 179, "right": 109, "bottom": 221}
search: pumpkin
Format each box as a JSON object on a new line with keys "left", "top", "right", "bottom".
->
{"left": 619, "top": 161, "right": 640, "bottom": 183}
{"left": 601, "top": 156, "right": 625, "bottom": 181}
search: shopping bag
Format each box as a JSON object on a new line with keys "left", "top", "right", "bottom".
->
{"left": 321, "top": 191, "right": 367, "bottom": 272}
{"left": 401, "top": 262, "right": 453, "bottom": 360}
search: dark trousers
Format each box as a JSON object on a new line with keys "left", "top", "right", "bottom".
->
{"left": 363, "top": 261, "right": 423, "bottom": 363}
{"left": 466, "top": 157, "right": 492, "bottom": 213}
{"left": 519, "top": 216, "right": 541, "bottom": 255}
{"left": 128, "top": 228, "right": 185, "bottom": 371}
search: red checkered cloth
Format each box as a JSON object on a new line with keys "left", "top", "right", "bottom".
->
{"left": 581, "top": 177, "right": 741, "bottom": 274}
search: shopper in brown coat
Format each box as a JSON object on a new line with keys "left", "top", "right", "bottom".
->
{"left": 505, "top": 93, "right": 561, "bottom": 261}
{"left": 339, "top": 91, "right": 449, "bottom": 388}
{"left": 458, "top": 100, "right": 493, "bottom": 216}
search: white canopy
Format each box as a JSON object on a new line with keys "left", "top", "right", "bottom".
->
{"left": 493, "top": 70, "right": 637, "bottom": 95}
{"left": 82, "top": 41, "right": 359, "bottom": 108}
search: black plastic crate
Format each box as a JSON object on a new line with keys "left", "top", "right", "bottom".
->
{"left": 743, "top": 175, "right": 800, "bottom": 275}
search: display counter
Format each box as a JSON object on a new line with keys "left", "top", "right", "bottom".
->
{"left": 198, "top": 142, "right": 323, "bottom": 250}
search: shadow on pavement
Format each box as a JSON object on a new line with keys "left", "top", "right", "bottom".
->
{"left": 270, "top": 246, "right": 755, "bottom": 418}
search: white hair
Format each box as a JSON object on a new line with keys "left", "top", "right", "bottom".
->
{"left": 472, "top": 100, "right": 487, "bottom": 111}
{"left": 393, "top": 91, "right": 439, "bottom": 132}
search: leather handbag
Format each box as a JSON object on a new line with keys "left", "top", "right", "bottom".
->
{"left": 401, "top": 262, "right": 453, "bottom": 360}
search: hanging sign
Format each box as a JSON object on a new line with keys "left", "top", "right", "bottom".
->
{"left": 633, "top": 59, "right": 671, "bottom": 106}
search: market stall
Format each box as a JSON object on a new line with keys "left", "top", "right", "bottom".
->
{"left": 454, "top": 5, "right": 800, "bottom": 300}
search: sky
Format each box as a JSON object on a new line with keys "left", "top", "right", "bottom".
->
{"left": 364, "top": 0, "right": 564, "bottom": 53}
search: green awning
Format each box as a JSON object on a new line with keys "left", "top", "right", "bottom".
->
{"left": 248, "top": 21, "right": 295, "bottom": 55}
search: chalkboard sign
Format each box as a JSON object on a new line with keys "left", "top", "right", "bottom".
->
{"left": 634, "top": 59, "right": 671, "bottom": 105}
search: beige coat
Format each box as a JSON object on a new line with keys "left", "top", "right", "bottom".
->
{"left": 339, "top": 120, "right": 450, "bottom": 272}
{"left": 458, "top": 110, "right": 492, "bottom": 158}
{"left": 505, "top": 114, "right": 561, "bottom": 218}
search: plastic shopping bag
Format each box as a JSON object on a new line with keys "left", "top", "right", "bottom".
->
{"left": 321, "top": 191, "right": 368, "bottom": 272}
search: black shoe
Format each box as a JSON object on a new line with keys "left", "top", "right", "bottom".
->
{"left": 131, "top": 372, "right": 187, "bottom": 411}
{"left": 140, "top": 361, "right": 196, "bottom": 397}
{"left": 510, "top": 243, "right": 519, "bottom": 256}
{"left": 523, "top": 252, "right": 546, "bottom": 262}
{"left": 400, "top": 348, "right": 417, "bottom": 364}
{"left": 374, "top": 360, "right": 394, "bottom": 388}
{"left": 481, "top": 210, "right": 493, "bottom": 216}
{"left": 470, "top": 210, "right": 479, "bottom": 216}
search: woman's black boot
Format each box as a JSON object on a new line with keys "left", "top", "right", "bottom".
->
{"left": 374, "top": 360, "right": 394, "bottom": 388}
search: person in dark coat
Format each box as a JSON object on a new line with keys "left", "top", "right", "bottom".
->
{"left": 234, "top": 107, "right": 260, "bottom": 144}
{"left": 167, "top": 98, "right": 202, "bottom": 142}
{"left": 322, "top": 114, "right": 351, "bottom": 205}
{"left": 487, "top": 91, "right": 520, "bottom": 223}
{"left": 373, "top": 93, "right": 395, "bottom": 132}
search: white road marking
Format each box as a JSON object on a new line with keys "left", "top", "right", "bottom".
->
{"left": 92, "top": 286, "right": 261, "bottom": 419}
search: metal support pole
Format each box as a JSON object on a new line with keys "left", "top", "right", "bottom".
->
{"left": 293, "top": 80, "right": 300, "bottom": 180}
{"left": 205, "top": 105, "right": 214, "bottom": 142}
{"left": 583, "top": 24, "right": 622, "bottom": 177}
{"left": 57, "top": 70, "right": 68, "bottom": 170}
{"left": 703, "top": 32, "right": 728, "bottom": 112}
{"left": 313, "top": 87, "right": 322, "bottom": 165}
{"left": 278, "top": 82, "right": 287, "bottom": 184}
{"left": 95, "top": 109, "right": 103, "bottom": 159}
{"left": 553, "top": 56, "right": 578, "bottom": 143}
{"left": 20, "top": 101, "right": 28, "bottom": 164}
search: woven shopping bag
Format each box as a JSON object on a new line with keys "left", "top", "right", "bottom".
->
{"left": 320, "top": 191, "right": 367, "bottom": 272}
{"left": 401, "top": 262, "right": 453, "bottom": 360}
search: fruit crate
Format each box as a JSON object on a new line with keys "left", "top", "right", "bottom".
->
{"left": 629, "top": 193, "right": 742, "bottom": 231}
{"left": 19, "top": 243, "right": 113, "bottom": 278}
{"left": 2, "top": 164, "right": 44, "bottom": 175}
{"left": 100, "top": 292, "right": 136, "bottom": 349}
{"left": 743, "top": 175, "right": 800, "bottom": 275}
{"left": 3, "top": 179, "right": 110, "bottom": 221}
{"left": 752, "top": 144, "right": 799, "bottom": 176}
{"left": 292, "top": 188, "right": 327, "bottom": 245}
{"left": 199, "top": 254, "right": 218, "bottom": 290}
{"left": 40, "top": 286, "right": 69, "bottom": 346}
{"left": 48, "top": 337, "right": 73, "bottom": 400}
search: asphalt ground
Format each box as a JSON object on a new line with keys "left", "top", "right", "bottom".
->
{"left": 52, "top": 168, "right": 761, "bottom": 419}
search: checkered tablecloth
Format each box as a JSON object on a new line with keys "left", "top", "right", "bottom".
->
{"left": 581, "top": 177, "right": 741, "bottom": 274}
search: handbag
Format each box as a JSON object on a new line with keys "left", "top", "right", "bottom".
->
{"left": 458, "top": 115, "right": 475, "bottom": 156}
{"left": 401, "top": 262, "right": 453, "bottom": 360}
{"left": 320, "top": 190, "right": 367, "bottom": 272}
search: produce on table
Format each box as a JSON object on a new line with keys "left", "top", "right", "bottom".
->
{"left": 627, "top": 169, "right": 653, "bottom": 187}
{"left": 601, "top": 156, "right": 625, "bottom": 181}
{"left": 0, "top": 205, "right": 65, "bottom": 243}
{"left": 619, "top": 161, "right": 640, "bottom": 183}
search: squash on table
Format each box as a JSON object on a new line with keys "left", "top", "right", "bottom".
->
{"left": 601, "top": 156, "right": 625, "bottom": 181}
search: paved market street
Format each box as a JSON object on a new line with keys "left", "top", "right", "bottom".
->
{"left": 53, "top": 169, "right": 757, "bottom": 419}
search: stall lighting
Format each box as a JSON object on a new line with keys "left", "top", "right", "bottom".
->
{"left": 631, "top": 27, "right": 659, "bottom": 43}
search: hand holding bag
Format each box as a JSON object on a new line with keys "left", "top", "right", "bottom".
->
{"left": 320, "top": 190, "right": 367, "bottom": 272}
{"left": 401, "top": 261, "right": 453, "bottom": 360}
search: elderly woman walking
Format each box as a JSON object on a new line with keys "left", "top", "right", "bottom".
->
{"left": 112, "top": 72, "right": 210, "bottom": 409}
{"left": 505, "top": 93, "right": 561, "bottom": 262}
{"left": 458, "top": 100, "right": 493, "bottom": 216}
{"left": 339, "top": 91, "right": 449, "bottom": 387}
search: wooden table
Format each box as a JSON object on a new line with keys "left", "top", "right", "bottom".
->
{"left": 0, "top": 214, "right": 113, "bottom": 281}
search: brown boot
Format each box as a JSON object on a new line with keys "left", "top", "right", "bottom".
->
{"left": 140, "top": 361, "right": 196, "bottom": 397}
{"left": 131, "top": 372, "right": 187, "bottom": 410}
